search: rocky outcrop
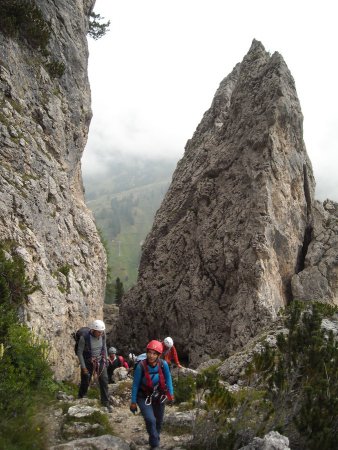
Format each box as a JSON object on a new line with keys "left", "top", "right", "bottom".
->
{"left": 117, "top": 40, "right": 316, "bottom": 365}
{"left": 0, "top": 0, "right": 106, "bottom": 380}
{"left": 239, "top": 431, "right": 290, "bottom": 450}
{"left": 50, "top": 434, "right": 130, "bottom": 450}
{"left": 291, "top": 199, "right": 338, "bottom": 304}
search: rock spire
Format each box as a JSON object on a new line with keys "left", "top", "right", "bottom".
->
{"left": 117, "top": 40, "right": 316, "bottom": 365}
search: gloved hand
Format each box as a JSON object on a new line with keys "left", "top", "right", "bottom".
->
{"left": 130, "top": 402, "right": 138, "bottom": 414}
{"left": 81, "top": 367, "right": 89, "bottom": 374}
{"left": 167, "top": 394, "right": 174, "bottom": 406}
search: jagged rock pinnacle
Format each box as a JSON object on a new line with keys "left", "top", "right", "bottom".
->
{"left": 116, "top": 40, "right": 316, "bottom": 365}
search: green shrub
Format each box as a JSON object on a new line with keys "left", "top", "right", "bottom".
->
{"left": 192, "top": 366, "right": 240, "bottom": 449}
{"left": 58, "top": 264, "right": 71, "bottom": 277}
{"left": 252, "top": 301, "right": 338, "bottom": 449}
{"left": 173, "top": 374, "right": 196, "bottom": 404}
{"left": 46, "top": 60, "right": 65, "bottom": 78}
{"left": 191, "top": 302, "right": 338, "bottom": 449}
{"left": 0, "top": 0, "right": 51, "bottom": 51}
{"left": 0, "top": 242, "right": 57, "bottom": 449}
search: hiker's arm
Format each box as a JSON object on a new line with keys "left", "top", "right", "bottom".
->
{"left": 103, "top": 333, "right": 108, "bottom": 360}
{"left": 172, "top": 346, "right": 181, "bottom": 367}
{"left": 77, "top": 335, "right": 86, "bottom": 369}
{"left": 131, "top": 363, "right": 142, "bottom": 403}
{"left": 162, "top": 360, "right": 174, "bottom": 396}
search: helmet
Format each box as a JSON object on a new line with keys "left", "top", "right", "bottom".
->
{"left": 108, "top": 347, "right": 117, "bottom": 354}
{"left": 146, "top": 340, "right": 163, "bottom": 354}
{"left": 163, "top": 337, "right": 174, "bottom": 348}
{"left": 90, "top": 319, "right": 105, "bottom": 331}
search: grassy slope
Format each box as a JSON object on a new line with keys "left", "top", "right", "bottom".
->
{"left": 83, "top": 156, "right": 177, "bottom": 291}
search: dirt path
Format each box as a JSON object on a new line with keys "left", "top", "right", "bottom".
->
{"left": 45, "top": 376, "right": 192, "bottom": 449}
{"left": 108, "top": 402, "right": 190, "bottom": 449}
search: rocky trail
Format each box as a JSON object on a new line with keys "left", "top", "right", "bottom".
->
{"left": 46, "top": 375, "right": 194, "bottom": 450}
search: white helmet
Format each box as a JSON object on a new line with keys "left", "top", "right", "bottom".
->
{"left": 90, "top": 319, "right": 105, "bottom": 331}
{"left": 108, "top": 347, "right": 117, "bottom": 354}
{"left": 164, "top": 337, "right": 173, "bottom": 348}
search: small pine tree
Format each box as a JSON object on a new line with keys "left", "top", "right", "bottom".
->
{"left": 88, "top": 12, "right": 110, "bottom": 40}
{"left": 115, "top": 277, "right": 124, "bottom": 305}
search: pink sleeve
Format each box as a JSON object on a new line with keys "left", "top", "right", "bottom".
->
{"left": 119, "top": 356, "right": 129, "bottom": 369}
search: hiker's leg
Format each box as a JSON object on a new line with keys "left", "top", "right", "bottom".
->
{"left": 98, "top": 365, "right": 110, "bottom": 406}
{"left": 107, "top": 364, "right": 113, "bottom": 383}
{"left": 78, "top": 362, "right": 92, "bottom": 398}
{"left": 153, "top": 401, "right": 165, "bottom": 435}
{"left": 137, "top": 397, "right": 160, "bottom": 448}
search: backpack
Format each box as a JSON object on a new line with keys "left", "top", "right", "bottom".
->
{"left": 72, "top": 327, "right": 90, "bottom": 355}
{"left": 134, "top": 353, "right": 147, "bottom": 368}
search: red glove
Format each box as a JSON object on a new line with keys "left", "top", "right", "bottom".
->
{"left": 167, "top": 394, "right": 174, "bottom": 406}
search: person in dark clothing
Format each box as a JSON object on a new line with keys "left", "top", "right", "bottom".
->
{"left": 130, "top": 340, "right": 174, "bottom": 450}
{"left": 77, "top": 319, "right": 112, "bottom": 412}
{"left": 107, "top": 346, "right": 129, "bottom": 383}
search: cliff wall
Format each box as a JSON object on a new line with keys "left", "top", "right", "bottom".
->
{"left": 0, "top": 0, "right": 106, "bottom": 380}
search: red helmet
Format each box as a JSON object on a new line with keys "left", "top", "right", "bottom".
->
{"left": 146, "top": 340, "right": 163, "bottom": 354}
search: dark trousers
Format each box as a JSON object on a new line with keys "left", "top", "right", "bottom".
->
{"left": 137, "top": 395, "right": 165, "bottom": 448}
{"left": 78, "top": 359, "right": 109, "bottom": 406}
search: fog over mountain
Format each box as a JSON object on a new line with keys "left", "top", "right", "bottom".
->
{"left": 83, "top": 0, "right": 338, "bottom": 203}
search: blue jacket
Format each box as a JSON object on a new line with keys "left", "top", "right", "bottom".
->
{"left": 131, "top": 359, "right": 174, "bottom": 403}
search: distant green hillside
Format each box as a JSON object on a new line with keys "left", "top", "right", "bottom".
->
{"left": 83, "top": 156, "right": 177, "bottom": 293}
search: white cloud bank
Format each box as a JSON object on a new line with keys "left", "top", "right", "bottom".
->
{"left": 83, "top": 0, "right": 338, "bottom": 201}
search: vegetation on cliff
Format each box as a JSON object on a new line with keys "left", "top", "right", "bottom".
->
{"left": 0, "top": 0, "right": 50, "bottom": 51}
{"left": 0, "top": 242, "right": 57, "bottom": 450}
{"left": 0, "top": 0, "right": 109, "bottom": 79}
{"left": 186, "top": 302, "right": 338, "bottom": 449}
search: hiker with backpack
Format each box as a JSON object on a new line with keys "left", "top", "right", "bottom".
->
{"left": 130, "top": 340, "right": 174, "bottom": 450}
{"left": 76, "top": 319, "right": 112, "bottom": 412}
{"left": 107, "top": 346, "right": 129, "bottom": 383}
{"left": 162, "top": 336, "right": 182, "bottom": 368}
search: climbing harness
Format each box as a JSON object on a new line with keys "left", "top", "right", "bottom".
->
{"left": 140, "top": 359, "right": 167, "bottom": 405}
{"left": 145, "top": 384, "right": 167, "bottom": 405}
{"left": 91, "top": 355, "right": 106, "bottom": 381}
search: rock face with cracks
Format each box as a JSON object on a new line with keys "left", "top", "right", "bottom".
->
{"left": 0, "top": 0, "right": 106, "bottom": 380}
{"left": 117, "top": 40, "right": 317, "bottom": 365}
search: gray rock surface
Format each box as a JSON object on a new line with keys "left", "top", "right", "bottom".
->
{"left": 218, "top": 326, "right": 288, "bottom": 384}
{"left": 67, "top": 405, "right": 103, "bottom": 418}
{"left": 0, "top": 0, "right": 106, "bottom": 380}
{"left": 291, "top": 199, "right": 338, "bottom": 304}
{"left": 239, "top": 431, "right": 290, "bottom": 450}
{"left": 49, "top": 434, "right": 130, "bottom": 450}
{"left": 117, "top": 40, "right": 316, "bottom": 365}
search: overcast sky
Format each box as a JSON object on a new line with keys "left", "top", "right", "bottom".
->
{"left": 83, "top": 0, "right": 337, "bottom": 201}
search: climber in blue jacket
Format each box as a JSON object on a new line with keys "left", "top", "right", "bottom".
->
{"left": 130, "top": 340, "right": 174, "bottom": 449}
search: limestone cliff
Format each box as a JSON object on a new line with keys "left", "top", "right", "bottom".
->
{"left": 0, "top": 0, "right": 106, "bottom": 380}
{"left": 291, "top": 199, "right": 338, "bottom": 304}
{"left": 117, "top": 40, "right": 317, "bottom": 365}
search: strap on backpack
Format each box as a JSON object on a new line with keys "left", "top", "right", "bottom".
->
{"left": 140, "top": 359, "right": 167, "bottom": 399}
